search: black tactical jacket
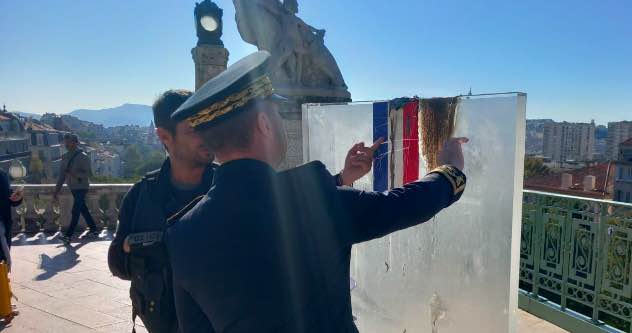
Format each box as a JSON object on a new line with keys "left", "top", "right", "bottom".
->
{"left": 108, "top": 159, "right": 216, "bottom": 333}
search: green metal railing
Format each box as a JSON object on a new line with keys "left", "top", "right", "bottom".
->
{"left": 520, "top": 190, "right": 632, "bottom": 332}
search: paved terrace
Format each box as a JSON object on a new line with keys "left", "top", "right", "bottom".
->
{"left": 1, "top": 235, "right": 567, "bottom": 333}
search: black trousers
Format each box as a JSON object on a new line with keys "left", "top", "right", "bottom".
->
{"left": 65, "top": 189, "right": 97, "bottom": 237}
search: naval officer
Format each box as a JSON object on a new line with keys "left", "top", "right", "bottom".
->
{"left": 166, "top": 51, "right": 468, "bottom": 333}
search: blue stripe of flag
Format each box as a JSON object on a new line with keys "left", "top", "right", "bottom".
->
{"left": 373, "top": 102, "right": 388, "bottom": 192}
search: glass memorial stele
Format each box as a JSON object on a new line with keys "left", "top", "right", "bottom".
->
{"left": 302, "top": 93, "right": 526, "bottom": 333}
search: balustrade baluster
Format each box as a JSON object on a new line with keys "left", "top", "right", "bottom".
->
{"left": 107, "top": 193, "right": 120, "bottom": 231}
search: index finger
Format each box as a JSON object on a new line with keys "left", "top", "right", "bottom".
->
{"left": 348, "top": 142, "right": 366, "bottom": 154}
{"left": 368, "top": 137, "right": 385, "bottom": 153}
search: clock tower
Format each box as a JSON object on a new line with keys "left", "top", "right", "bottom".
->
{"left": 192, "top": 0, "right": 229, "bottom": 90}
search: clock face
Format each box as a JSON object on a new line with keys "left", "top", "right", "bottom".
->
{"left": 200, "top": 15, "right": 218, "bottom": 32}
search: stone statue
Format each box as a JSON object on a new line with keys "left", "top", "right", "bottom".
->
{"left": 234, "top": 0, "right": 350, "bottom": 101}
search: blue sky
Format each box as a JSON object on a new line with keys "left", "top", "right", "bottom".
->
{"left": 1, "top": 0, "right": 630, "bottom": 124}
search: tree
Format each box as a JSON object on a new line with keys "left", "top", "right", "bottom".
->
{"left": 135, "top": 150, "right": 166, "bottom": 176}
{"left": 122, "top": 145, "right": 143, "bottom": 178}
{"left": 28, "top": 153, "right": 45, "bottom": 184}
{"left": 108, "top": 143, "right": 168, "bottom": 181}
{"left": 524, "top": 157, "right": 550, "bottom": 179}
{"left": 77, "top": 130, "right": 97, "bottom": 140}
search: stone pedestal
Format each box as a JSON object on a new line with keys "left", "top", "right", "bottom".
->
{"left": 192, "top": 45, "right": 229, "bottom": 90}
{"left": 279, "top": 105, "right": 304, "bottom": 170}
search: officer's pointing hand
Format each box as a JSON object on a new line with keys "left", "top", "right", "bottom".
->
{"left": 438, "top": 137, "right": 468, "bottom": 171}
{"left": 340, "top": 138, "right": 385, "bottom": 186}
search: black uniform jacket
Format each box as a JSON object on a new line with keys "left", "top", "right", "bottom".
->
{"left": 0, "top": 169, "right": 21, "bottom": 259}
{"left": 108, "top": 159, "right": 216, "bottom": 280}
{"left": 166, "top": 159, "right": 465, "bottom": 333}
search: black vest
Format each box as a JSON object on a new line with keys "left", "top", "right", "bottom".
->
{"left": 128, "top": 162, "right": 215, "bottom": 332}
{"left": 128, "top": 170, "right": 178, "bottom": 333}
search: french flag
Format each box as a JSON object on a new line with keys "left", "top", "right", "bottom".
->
{"left": 372, "top": 99, "right": 421, "bottom": 192}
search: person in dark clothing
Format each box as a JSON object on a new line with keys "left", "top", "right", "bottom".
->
{"left": 54, "top": 133, "right": 99, "bottom": 243}
{"left": 166, "top": 51, "right": 468, "bottom": 333}
{"left": 0, "top": 169, "right": 23, "bottom": 263}
{"left": 108, "top": 89, "right": 375, "bottom": 333}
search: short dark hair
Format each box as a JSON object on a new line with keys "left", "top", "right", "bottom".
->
{"left": 153, "top": 89, "right": 193, "bottom": 133}
{"left": 63, "top": 133, "right": 79, "bottom": 143}
{"left": 197, "top": 101, "right": 260, "bottom": 153}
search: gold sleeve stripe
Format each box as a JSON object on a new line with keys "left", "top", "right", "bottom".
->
{"left": 187, "top": 75, "right": 275, "bottom": 128}
{"left": 428, "top": 165, "right": 466, "bottom": 195}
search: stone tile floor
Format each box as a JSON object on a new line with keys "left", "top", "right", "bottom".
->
{"left": 0, "top": 233, "right": 567, "bottom": 332}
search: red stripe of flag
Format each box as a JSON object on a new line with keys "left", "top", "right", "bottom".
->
{"left": 402, "top": 100, "right": 419, "bottom": 184}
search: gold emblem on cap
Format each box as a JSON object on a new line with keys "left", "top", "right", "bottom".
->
{"left": 188, "top": 75, "right": 275, "bottom": 128}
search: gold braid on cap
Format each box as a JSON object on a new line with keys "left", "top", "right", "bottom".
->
{"left": 188, "top": 75, "right": 275, "bottom": 128}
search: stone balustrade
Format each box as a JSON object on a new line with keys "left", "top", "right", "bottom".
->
{"left": 9, "top": 184, "right": 132, "bottom": 235}
{"left": 10, "top": 184, "right": 632, "bottom": 332}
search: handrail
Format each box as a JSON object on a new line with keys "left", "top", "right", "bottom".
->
{"left": 523, "top": 189, "right": 632, "bottom": 208}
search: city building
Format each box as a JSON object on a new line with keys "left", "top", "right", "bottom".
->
{"left": 93, "top": 149, "right": 122, "bottom": 178}
{"left": 542, "top": 121, "right": 595, "bottom": 162}
{"left": 594, "top": 124, "right": 608, "bottom": 161}
{"left": 618, "top": 138, "right": 632, "bottom": 162}
{"left": 24, "top": 119, "right": 66, "bottom": 183}
{"left": 106, "top": 125, "right": 149, "bottom": 145}
{"left": 525, "top": 119, "right": 554, "bottom": 155}
{"left": 541, "top": 159, "right": 600, "bottom": 170}
{"left": 105, "top": 143, "right": 127, "bottom": 156}
{"left": 606, "top": 121, "right": 632, "bottom": 160}
{"left": 614, "top": 163, "right": 632, "bottom": 203}
{"left": 77, "top": 144, "right": 97, "bottom": 169}
{"left": 614, "top": 139, "right": 632, "bottom": 203}
{"left": 147, "top": 121, "right": 159, "bottom": 145}
{"left": 0, "top": 106, "right": 31, "bottom": 173}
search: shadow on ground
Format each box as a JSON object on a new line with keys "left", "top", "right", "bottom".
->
{"left": 10, "top": 231, "right": 114, "bottom": 247}
{"left": 8, "top": 231, "right": 114, "bottom": 281}
{"left": 34, "top": 241, "right": 88, "bottom": 281}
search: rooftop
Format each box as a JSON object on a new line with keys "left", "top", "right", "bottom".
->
{"left": 24, "top": 120, "right": 61, "bottom": 133}
{"left": 524, "top": 163, "right": 615, "bottom": 199}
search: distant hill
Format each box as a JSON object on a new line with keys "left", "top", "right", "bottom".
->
{"left": 69, "top": 103, "right": 152, "bottom": 127}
